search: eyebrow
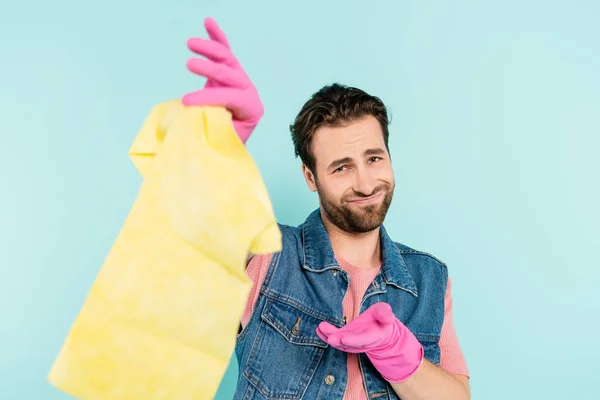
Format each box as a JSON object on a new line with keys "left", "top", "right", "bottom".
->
{"left": 364, "top": 148, "right": 386, "bottom": 157}
{"left": 327, "top": 148, "right": 387, "bottom": 170}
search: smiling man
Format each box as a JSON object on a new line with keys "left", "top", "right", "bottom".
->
{"left": 182, "top": 18, "right": 470, "bottom": 400}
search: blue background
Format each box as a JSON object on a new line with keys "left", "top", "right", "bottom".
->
{"left": 1, "top": 0, "right": 599, "bottom": 399}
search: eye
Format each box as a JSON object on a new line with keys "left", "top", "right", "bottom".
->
{"left": 334, "top": 165, "right": 348, "bottom": 173}
{"left": 369, "top": 156, "right": 382, "bottom": 163}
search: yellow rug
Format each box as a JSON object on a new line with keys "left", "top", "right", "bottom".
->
{"left": 47, "top": 100, "right": 281, "bottom": 399}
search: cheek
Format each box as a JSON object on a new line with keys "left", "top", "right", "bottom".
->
{"left": 320, "top": 180, "right": 349, "bottom": 203}
{"left": 386, "top": 169, "right": 395, "bottom": 184}
{"left": 375, "top": 163, "right": 395, "bottom": 183}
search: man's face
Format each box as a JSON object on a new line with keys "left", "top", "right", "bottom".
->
{"left": 302, "top": 115, "right": 395, "bottom": 233}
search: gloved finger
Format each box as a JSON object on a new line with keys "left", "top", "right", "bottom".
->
{"left": 186, "top": 58, "right": 247, "bottom": 88}
{"left": 181, "top": 87, "right": 247, "bottom": 118}
{"left": 204, "top": 79, "right": 217, "bottom": 89}
{"left": 316, "top": 327, "right": 334, "bottom": 343}
{"left": 326, "top": 333, "right": 366, "bottom": 353}
{"left": 316, "top": 328, "right": 328, "bottom": 342}
{"left": 338, "top": 330, "right": 382, "bottom": 349}
{"left": 370, "top": 302, "right": 396, "bottom": 325}
{"left": 204, "top": 17, "right": 232, "bottom": 50}
{"left": 326, "top": 329, "right": 360, "bottom": 348}
{"left": 332, "top": 344, "right": 361, "bottom": 353}
{"left": 345, "top": 307, "right": 378, "bottom": 327}
{"left": 187, "top": 38, "right": 233, "bottom": 64}
{"left": 316, "top": 321, "right": 338, "bottom": 341}
{"left": 325, "top": 331, "right": 342, "bottom": 348}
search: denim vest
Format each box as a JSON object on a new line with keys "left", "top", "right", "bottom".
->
{"left": 233, "top": 209, "right": 448, "bottom": 400}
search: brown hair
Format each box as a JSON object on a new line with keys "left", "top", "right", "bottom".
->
{"left": 289, "top": 83, "right": 391, "bottom": 174}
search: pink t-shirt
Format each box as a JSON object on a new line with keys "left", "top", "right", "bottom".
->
{"left": 241, "top": 254, "right": 469, "bottom": 399}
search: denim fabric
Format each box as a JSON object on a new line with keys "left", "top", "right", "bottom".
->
{"left": 233, "top": 209, "right": 448, "bottom": 400}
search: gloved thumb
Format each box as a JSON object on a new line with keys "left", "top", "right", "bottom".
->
{"left": 370, "top": 302, "right": 396, "bottom": 325}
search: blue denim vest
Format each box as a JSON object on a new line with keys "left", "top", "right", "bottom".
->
{"left": 233, "top": 209, "right": 448, "bottom": 400}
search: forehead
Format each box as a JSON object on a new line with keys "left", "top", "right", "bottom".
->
{"left": 311, "top": 115, "right": 386, "bottom": 164}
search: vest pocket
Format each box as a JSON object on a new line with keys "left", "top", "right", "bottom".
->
{"left": 243, "top": 298, "right": 328, "bottom": 400}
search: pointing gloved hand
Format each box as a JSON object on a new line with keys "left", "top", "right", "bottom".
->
{"left": 316, "top": 302, "right": 424, "bottom": 383}
{"left": 182, "top": 17, "right": 264, "bottom": 144}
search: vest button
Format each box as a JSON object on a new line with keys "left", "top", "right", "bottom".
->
{"left": 325, "top": 375, "right": 336, "bottom": 385}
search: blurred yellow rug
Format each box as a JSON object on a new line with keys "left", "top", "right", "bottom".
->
{"left": 47, "top": 100, "right": 281, "bottom": 400}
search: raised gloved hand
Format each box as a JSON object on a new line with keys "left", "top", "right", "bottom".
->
{"left": 316, "top": 302, "right": 424, "bottom": 383}
{"left": 182, "top": 17, "right": 264, "bottom": 144}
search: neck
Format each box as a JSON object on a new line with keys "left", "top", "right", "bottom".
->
{"left": 320, "top": 210, "right": 382, "bottom": 269}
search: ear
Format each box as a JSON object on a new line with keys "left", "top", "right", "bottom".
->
{"left": 302, "top": 164, "right": 318, "bottom": 192}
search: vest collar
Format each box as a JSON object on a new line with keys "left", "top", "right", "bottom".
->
{"left": 300, "top": 208, "right": 418, "bottom": 296}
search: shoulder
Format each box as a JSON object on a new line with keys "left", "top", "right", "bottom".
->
{"left": 393, "top": 241, "right": 449, "bottom": 273}
{"left": 276, "top": 222, "right": 304, "bottom": 244}
{"left": 277, "top": 222, "right": 301, "bottom": 235}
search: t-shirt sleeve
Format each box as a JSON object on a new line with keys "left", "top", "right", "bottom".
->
{"left": 439, "top": 277, "right": 470, "bottom": 377}
{"left": 240, "top": 253, "right": 273, "bottom": 328}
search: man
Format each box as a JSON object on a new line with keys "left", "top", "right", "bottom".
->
{"left": 183, "top": 18, "right": 470, "bottom": 400}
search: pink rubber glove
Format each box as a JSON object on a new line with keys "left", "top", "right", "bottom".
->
{"left": 317, "top": 302, "right": 424, "bottom": 383}
{"left": 182, "top": 17, "right": 264, "bottom": 144}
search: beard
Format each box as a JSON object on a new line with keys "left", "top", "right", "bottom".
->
{"left": 317, "top": 182, "right": 394, "bottom": 234}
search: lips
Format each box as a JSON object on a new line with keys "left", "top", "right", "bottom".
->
{"left": 346, "top": 191, "right": 383, "bottom": 204}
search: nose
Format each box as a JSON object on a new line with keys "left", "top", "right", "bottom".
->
{"left": 352, "top": 166, "right": 377, "bottom": 196}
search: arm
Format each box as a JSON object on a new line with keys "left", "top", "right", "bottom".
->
{"left": 317, "top": 291, "right": 470, "bottom": 400}
{"left": 184, "top": 19, "right": 268, "bottom": 273}
{"left": 391, "top": 277, "right": 470, "bottom": 399}
{"left": 390, "top": 360, "right": 470, "bottom": 400}
{"left": 240, "top": 253, "right": 273, "bottom": 329}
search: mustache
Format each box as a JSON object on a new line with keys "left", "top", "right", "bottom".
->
{"left": 344, "top": 184, "right": 390, "bottom": 202}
